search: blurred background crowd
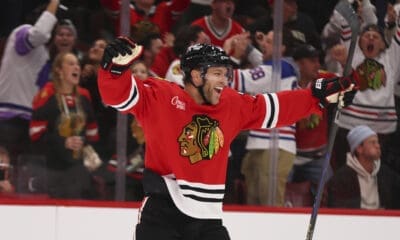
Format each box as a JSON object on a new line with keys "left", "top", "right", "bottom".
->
{"left": 0, "top": 0, "right": 400, "bottom": 210}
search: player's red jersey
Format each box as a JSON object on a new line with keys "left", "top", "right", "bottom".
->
{"left": 98, "top": 68, "right": 321, "bottom": 219}
{"left": 191, "top": 16, "right": 244, "bottom": 47}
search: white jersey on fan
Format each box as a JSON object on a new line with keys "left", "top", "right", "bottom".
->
{"left": 230, "top": 58, "right": 298, "bottom": 154}
{"left": 165, "top": 59, "right": 184, "bottom": 87}
{"left": 333, "top": 11, "right": 399, "bottom": 133}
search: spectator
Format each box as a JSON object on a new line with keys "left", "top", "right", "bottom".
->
{"left": 233, "top": 1, "right": 270, "bottom": 30}
{"left": 288, "top": 44, "right": 337, "bottom": 188}
{"left": 172, "top": 0, "right": 212, "bottom": 33}
{"left": 327, "top": 125, "right": 400, "bottom": 209}
{"left": 139, "top": 32, "right": 164, "bottom": 70}
{"left": 40, "top": 18, "right": 81, "bottom": 88}
{"left": 384, "top": 2, "right": 400, "bottom": 175}
{"left": 131, "top": 60, "right": 150, "bottom": 81}
{"left": 233, "top": 29, "right": 298, "bottom": 206}
{"left": 0, "top": 146, "right": 14, "bottom": 194}
{"left": 164, "top": 25, "right": 210, "bottom": 86}
{"left": 322, "top": 0, "right": 377, "bottom": 75}
{"left": 100, "top": 0, "right": 190, "bottom": 36}
{"left": 80, "top": 38, "right": 117, "bottom": 162}
{"left": 131, "top": 20, "right": 170, "bottom": 77}
{"left": 384, "top": 2, "right": 398, "bottom": 46}
{"left": 191, "top": 0, "right": 244, "bottom": 47}
{"left": 98, "top": 37, "right": 356, "bottom": 239}
{"left": 296, "top": 0, "right": 337, "bottom": 34}
{"left": 0, "top": 0, "right": 59, "bottom": 164}
{"left": 329, "top": 22, "right": 399, "bottom": 171}
{"left": 30, "top": 52, "right": 99, "bottom": 199}
{"left": 250, "top": 0, "right": 322, "bottom": 53}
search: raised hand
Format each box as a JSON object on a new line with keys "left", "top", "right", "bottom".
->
{"left": 101, "top": 36, "right": 143, "bottom": 75}
{"left": 311, "top": 73, "right": 358, "bottom": 108}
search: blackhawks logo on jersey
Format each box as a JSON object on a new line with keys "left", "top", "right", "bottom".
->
{"left": 178, "top": 115, "right": 224, "bottom": 164}
{"left": 356, "top": 58, "right": 386, "bottom": 91}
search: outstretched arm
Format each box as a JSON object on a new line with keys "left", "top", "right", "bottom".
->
{"left": 15, "top": 0, "right": 59, "bottom": 55}
{"left": 98, "top": 36, "right": 144, "bottom": 111}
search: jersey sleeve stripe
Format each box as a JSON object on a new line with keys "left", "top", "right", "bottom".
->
{"left": 110, "top": 75, "right": 139, "bottom": 111}
{"left": 263, "top": 93, "right": 279, "bottom": 128}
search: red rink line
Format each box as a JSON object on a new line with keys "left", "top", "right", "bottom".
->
{"left": 223, "top": 204, "right": 400, "bottom": 217}
{"left": 1, "top": 196, "right": 400, "bottom": 217}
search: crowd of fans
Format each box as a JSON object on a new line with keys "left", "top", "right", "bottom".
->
{"left": 0, "top": 0, "right": 399, "bottom": 210}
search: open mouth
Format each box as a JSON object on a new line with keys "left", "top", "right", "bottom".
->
{"left": 367, "top": 44, "right": 374, "bottom": 53}
{"left": 72, "top": 72, "right": 79, "bottom": 78}
{"left": 215, "top": 86, "right": 223, "bottom": 94}
{"left": 59, "top": 44, "right": 71, "bottom": 50}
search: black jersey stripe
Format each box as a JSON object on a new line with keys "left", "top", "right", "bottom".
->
{"left": 183, "top": 194, "right": 223, "bottom": 203}
{"left": 179, "top": 184, "right": 225, "bottom": 194}
{"left": 266, "top": 93, "right": 276, "bottom": 128}
{"left": 117, "top": 86, "right": 138, "bottom": 110}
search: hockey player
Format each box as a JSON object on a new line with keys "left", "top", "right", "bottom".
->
{"left": 97, "top": 37, "right": 357, "bottom": 240}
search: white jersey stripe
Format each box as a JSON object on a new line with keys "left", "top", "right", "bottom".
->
{"left": 163, "top": 175, "right": 224, "bottom": 219}
{"left": 262, "top": 93, "right": 279, "bottom": 128}
{"left": 110, "top": 75, "right": 139, "bottom": 111}
{"left": 177, "top": 179, "right": 225, "bottom": 189}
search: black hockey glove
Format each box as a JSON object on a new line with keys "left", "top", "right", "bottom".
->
{"left": 311, "top": 74, "right": 358, "bottom": 108}
{"left": 340, "top": 89, "right": 357, "bottom": 108}
{"left": 101, "top": 36, "right": 143, "bottom": 75}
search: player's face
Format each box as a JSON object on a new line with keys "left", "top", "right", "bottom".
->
{"left": 203, "top": 66, "right": 230, "bottom": 105}
{"left": 88, "top": 39, "right": 107, "bottom": 63}
{"left": 358, "top": 135, "right": 381, "bottom": 161}
{"left": 59, "top": 53, "right": 81, "bottom": 87}
{"left": 359, "top": 30, "right": 386, "bottom": 58}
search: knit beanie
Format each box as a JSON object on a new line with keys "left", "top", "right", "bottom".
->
{"left": 56, "top": 19, "right": 77, "bottom": 37}
{"left": 347, "top": 125, "right": 377, "bottom": 153}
